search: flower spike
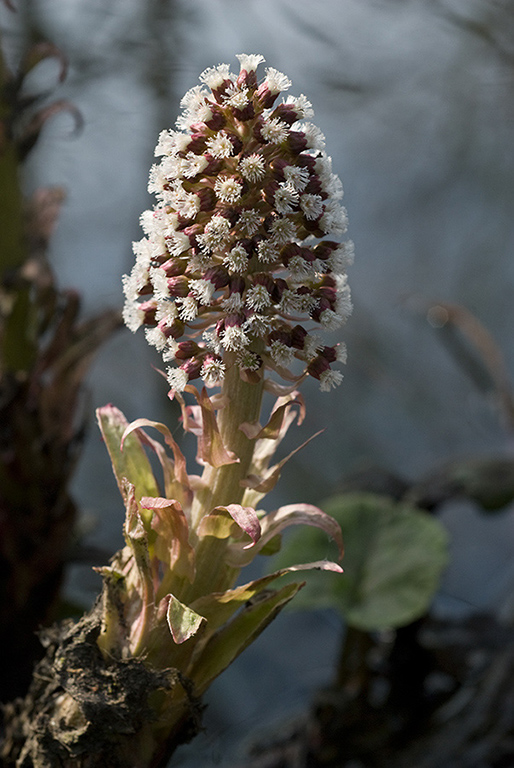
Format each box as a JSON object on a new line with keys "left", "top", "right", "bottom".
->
{"left": 123, "top": 54, "right": 353, "bottom": 393}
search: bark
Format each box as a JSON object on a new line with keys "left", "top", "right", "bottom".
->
{"left": 1, "top": 604, "right": 203, "bottom": 768}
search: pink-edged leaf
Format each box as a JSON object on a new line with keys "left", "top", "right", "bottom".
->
{"left": 182, "top": 405, "right": 203, "bottom": 436}
{"left": 264, "top": 357, "right": 304, "bottom": 383}
{"left": 165, "top": 594, "right": 205, "bottom": 644}
{"left": 140, "top": 496, "right": 195, "bottom": 584}
{"left": 264, "top": 378, "right": 305, "bottom": 397}
{"left": 197, "top": 388, "right": 239, "bottom": 467}
{"left": 242, "top": 430, "right": 324, "bottom": 495}
{"left": 96, "top": 406, "right": 160, "bottom": 502}
{"left": 191, "top": 572, "right": 289, "bottom": 628}
{"left": 198, "top": 504, "right": 261, "bottom": 547}
{"left": 122, "top": 482, "right": 156, "bottom": 653}
{"left": 197, "top": 509, "right": 240, "bottom": 540}
{"left": 216, "top": 504, "right": 261, "bottom": 546}
{"left": 280, "top": 560, "right": 344, "bottom": 574}
{"left": 226, "top": 503, "right": 344, "bottom": 567}
{"left": 122, "top": 418, "right": 192, "bottom": 501}
{"left": 172, "top": 384, "right": 202, "bottom": 434}
{"left": 240, "top": 392, "right": 305, "bottom": 441}
{"left": 238, "top": 421, "right": 262, "bottom": 441}
{"left": 261, "top": 504, "right": 344, "bottom": 557}
{"left": 192, "top": 563, "right": 342, "bottom": 631}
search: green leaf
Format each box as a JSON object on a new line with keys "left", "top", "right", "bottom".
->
{"left": 192, "top": 562, "right": 341, "bottom": 633}
{"left": 198, "top": 504, "right": 261, "bottom": 545}
{"left": 96, "top": 405, "right": 160, "bottom": 502}
{"left": 190, "top": 581, "right": 303, "bottom": 693}
{"left": 140, "top": 496, "right": 195, "bottom": 585}
{"left": 165, "top": 595, "right": 205, "bottom": 644}
{"left": 274, "top": 492, "right": 449, "bottom": 632}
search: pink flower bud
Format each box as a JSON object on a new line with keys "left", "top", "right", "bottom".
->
{"left": 180, "top": 356, "right": 203, "bottom": 380}
{"left": 175, "top": 341, "right": 200, "bottom": 359}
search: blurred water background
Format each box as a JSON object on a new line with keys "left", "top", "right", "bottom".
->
{"left": 2, "top": 0, "right": 514, "bottom": 764}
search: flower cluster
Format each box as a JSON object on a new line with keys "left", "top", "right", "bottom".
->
{"left": 123, "top": 54, "right": 353, "bottom": 393}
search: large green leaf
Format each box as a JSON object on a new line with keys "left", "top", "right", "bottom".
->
{"left": 189, "top": 581, "right": 302, "bottom": 694}
{"left": 96, "top": 405, "right": 160, "bottom": 502}
{"left": 274, "top": 492, "right": 449, "bottom": 631}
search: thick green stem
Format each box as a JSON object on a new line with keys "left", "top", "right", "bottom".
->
{"left": 191, "top": 358, "right": 265, "bottom": 524}
{"left": 184, "top": 358, "right": 265, "bottom": 600}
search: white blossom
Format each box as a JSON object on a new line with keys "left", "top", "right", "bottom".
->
{"left": 302, "top": 122, "right": 326, "bottom": 151}
{"left": 336, "top": 343, "right": 348, "bottom": 364}
{"left": 166, "top": 366, "right": 189, "bottom": 392}
{"left": 199, "top": 63, "right": 232, "bottom": 89}
{"left": 222, "top": 325, "right": 249, "bottom": 351}
{"left": 319, "top": 369, "right": 343, "bottom": 391}
{"left": 166, "top": 231, "right": 190, "bottom": 257}
{"left": 236, "top": 53, "right": 266, "bottom": 72}
{"left": 214, "top": 176, "right": 243, "bottom": 203}
{"left": 197, "top": 215, "right": 231, "bottom": 252}
{"left": 288, "top": 255, "right": 315, "bottom": 280}
{"left": 140, "top": 209, "right": 163, "bottom": 238}
{"left": 155, "top": 129, "right": 178, "bottom": 157}
{"left": 221, "top": 293, "right": 244, "bottom": 312}
{"left": 180, "top": 86, "right": 208, "bottom": 111}
{"left": 274, "top": 183, "right": 299, "bottom": 215}
{"left": 320, "top": 308, "right": 345, "bottom": 330}
{"left": 225, "top": 86, "right": 250, "bottom": 109}
{"left": 239, "top": 154, "right": 266, "bottom": 182}
{"left": 145, "top": 326, "right": 168, "bottom": 352}
{"left": 202, "top": 330, "right": 223, "bottom": 355}
{"left": 328, "top": 240, "right": 355, "bottom": 272}
{"left": 201, "top": 358, "right": 226, "bottom": 386}
{"left": 176, "top": 296, "right": 198, "bottom": 322}
{"left": 303, "top": 333, "right": 323, "bottom": 359}
{"left": 237, "top": 209, "right": 261, "bottom": 236}
{"left": 162, "top": 339, "right": 180, "bottom": 361}
{"left": 149, "top": 267, "right": 171, "bottom": 301}
{"left": 257, "top": 240, "right": 279, "bottom": 264}
{"left": 270, "top": 341, "right": 295, "bottom": 367}
{"left": 284, "top": 94, "right": 314, "bottom": 119}
{"left": 335, "top": 275, "right": 353, "bottom": 319}
{"left": 246, "top": 284, "right": 272, "bottom": 311}
{"left": 279, "top": 289, "right": 310, "bottom": 315}
{"left": 300, "top": 193, "right": 324, "bottom": 221}
{"left": 155, "top": 301, "right": 178, "bottom": 324}
{"left": 269, "top": 217, "right": 297, "bottom": 244}
{"left": 180, "top": 153, "right": 208, "bottom": 178}
{"left": 244, "top": 313, "right": 272, "bottom": 337}
{"left": 260, "top": 118, "right": 289, "bottom": 144}
{"left": 223, "top": 244, "right": 249, "bottom": 273}
{"left": 189, "top": 278, "right": 215, "bottom": 304}
{"left": 206, "top": 132, "right": 234, "bottom": 158}
{"left": 236, "top": 349, "right": 261, "bottom": 371}
{"left": 122, "top": 300, "right": 145, "bottom": 332}
{"left": 178, "top": 192, "right": 201, "bottom": 219}
{"left": 264, "top": 67, "right": 292, "bottom": 94}
{"left": 320, "top": 202, "right": 348, "bottom": 235}
{"left": 283, "top": 165, "right": 310, "bottom": 192}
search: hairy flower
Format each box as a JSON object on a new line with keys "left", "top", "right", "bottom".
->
{"left": 123, "top": 54, "right": 353, "bottom": 392}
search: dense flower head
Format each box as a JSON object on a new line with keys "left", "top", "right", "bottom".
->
{"left": 123, "top": 54, "right": 354, "bottom": 393}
